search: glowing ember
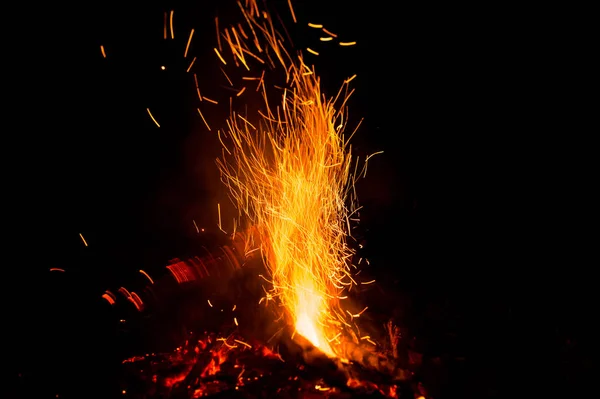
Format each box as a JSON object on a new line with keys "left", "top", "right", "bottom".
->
{"left": 216, "top": 0, "right": 365, "bottom": 358}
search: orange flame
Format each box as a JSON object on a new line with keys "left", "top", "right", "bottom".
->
{"left": 216, "top": 0, "right": 363, "bottom": 357}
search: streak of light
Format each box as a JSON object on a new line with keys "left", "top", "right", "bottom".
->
{"left": 203, "top": 96, "right": 218, "bottom": 104}
{"left": 169, "top": 10, "right": 175, "bottom": 39}
{"left": 233, "top": 339, "right": 252, "bottom": 348}
{"left": 232, "top": 304, "right": 237, "bottom": 311}
{"left": 100, "top": 45, "right": 106, "bottom": 58}
{"left": 236, "top": 87, "right": 246, "bottom": 96}
{"left": 319, "top": 37, "right": 333, "bottom": 42}
{"left": 221, "top": 67, "right": 233, "bottom": 85}
{"left": 308, "top": 22, "right": 323, "bottom": 28}
{"left": 208, "top": 299, "right": 213, "bottom": 307}
{"left": 322, "top": 28, "right": 337, "bottom": 37}
{"left": 214, "top": 48, "right": 227, "bottom": 65}
{"left": 139, "top": 270, "right": 154, "bottom": 284}
{"left": 234, "top": 317, "right": 239, "bottom": 326}
{"left": 184, "top": 29, "right": 195, "bottom": 58}
{"left": 287, "top": 0, "right": 297, "bottom": 23}
{"left": 339, "top": 41, "right": 356, "bottom": 46}
{"left": 186, "top": 57, "right": 196, "bottom": 72}
{"left": 163, "top": 12, "right": 167, "bottom": 39}
{"left": 146, "top": 108, "right": 160, "bottom": 127}
{"left": 363, "top": 150, "right": 384, "bottom": 177}
{"left": 197, "top": 108, "right": 211, "bottom": 131}
{"left": 360, "top": 279, "right": 376, "bottom": 285}
{"left": 49, "top": 268, "right": 65, "bottom": 272}
{"left": 215, "top": 17, "right": 222, "bottom": 51}
{"left": 217, "top": 203, "right": 223, "bottom": 232}
{"left": 345, "top": 74, "right": 357, "bottom": 84}
{"left": 193, "top": 219, "right": 200, "bottom": 233}
{"left": 306, "top": 48, "right": 319, "bottom": 56}
{"left": 79, "top": 233, "right": 88, "bottom": 247}
{"left": 102, "top": 293, "right": 116, "bottom": 305}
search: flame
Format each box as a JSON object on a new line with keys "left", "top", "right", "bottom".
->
{"left": 217, "top": 0, "right": 361, "bottom": 357}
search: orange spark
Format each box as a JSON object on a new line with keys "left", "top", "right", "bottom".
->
{"left": 169, "top": 10, "right": 175, "bottom": 39}
{"left": 322, "top": 28, "right": 337, "bottom": 38}
{"left": 186, "top": 57, "right": 196, "bottom": 72}
{"left": 287, "top": 0, "right": 297, "bottom": 23}
{"left": 146, "top": 108, "right": 160, "bottom": 127}
{"left": 308, "top": 22, "right": 323, "bottom": 29}
{"left": 214, "top": 48, "right": 227, "bottom": 65}
{"left": 139, "top": 269, "right": 154, "bottom": 284}
{"left": 79, "top": 233, "right": 88, "bottom": 247}
{"left": 184, "top": 29, "right": 194, "bottom": 57}
{"left": 203, "top": 96, "right": 218, "bottom": 105}
{"left": 197, "top": 108, "right": 211, "bottom": 131}
{"left": 306, "top": 47, "right": 319, "bottom": 56}
{"left": 100, "top": 45, "right": 106, "bottom": 58}
{"left": 339, "top": 41, "right": 357, "bottom": 46}
{"left": 49, "top": 268, "right": 65, "bottom": 272}
{"left": 163, "top": 12, "right": 167, "bottom": 39}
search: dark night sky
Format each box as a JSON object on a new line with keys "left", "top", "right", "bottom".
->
{"left": 16, "top": 0, "right": 511, "bottom": 279}
{"left": 11, "top": 1, "right": 580, "bottom": 397}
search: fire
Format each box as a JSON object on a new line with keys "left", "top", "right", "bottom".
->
{"left": 216, "top": 1, "right": 362, "bottom": 357}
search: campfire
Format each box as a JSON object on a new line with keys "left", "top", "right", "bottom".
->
{"left": 99, "top": 1, "right": 429, "bottom": 398}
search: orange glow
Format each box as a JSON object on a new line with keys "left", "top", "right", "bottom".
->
{"left": 139, "top": 269, "right": 154, "bottom": 284}
{"left": 216, "top": 0, "right": 368, "bottom": 357}
{"left": 49, "top": 268, "right": 65, "bottom": 272}
{"left": 79, "top": 233, "right": 88, "bottom": 247}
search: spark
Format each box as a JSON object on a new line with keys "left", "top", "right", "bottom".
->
{"left": 197, "top": 108, "right": 211, "bottom": 131}
{"left": 208, "top": 299, "right": 213, "bottom": 307}
{"left": 215, "top": 17, "right": 222, "bottom": 51}
{"left": 146, "top": 108, "right": 160, "bottom": 127}
{"left": 49, "top": 268, "right": 65, "bottom": 272}
{"left": 233, "top": 339, "right": 252, "bottom": 348}
{"left": 203, "top": 96, "right": 218, "bottom": 105}
{"left": 339, "top": 41, "right": 357, "bottom": 46}
{"left": 193, "top": 219, "right": 200, "bottom": 233}
{"left": 139, "top": 270, "right": 154, "bottom": 284}
{"left": 184, "top": 29, "right": 195, "bottom": 58}
{"left": 236, "top": 87, "right": 246, "bottom": 96}
{"left": 100, "top": 45, "right": 106, "bottom": 58}
{"left": 234, "top": 317, "right": 239, "bottom": 326}
{"left": 306, "top": 48, "right": 319, "bottom": 56}
{"left": 287, "top": 0, "right": 297, "bottom": 23}
{"left": 360, "top": 279, "right": 376, "bottom": 285}
{"left": 217, "top": 203, "right": 223, "bottom": 232}
{"left": 232, "top": 304, "right": 237, "bottom": 311}
{"left": 322, "top": 28, "right": 337, "bottom": 38}
{"left": 220, "top": 67, "right": 233, "bottom": 85}
{"left": 163, "top": 12, "right": 167, "bottom": 39}
{"left": 345, "top": 74, "right": 357, "bottom": 84}
{"left": 169, "top": 10, "right": 175, "bottom": 39}
{"left": 319, "top": 37, "right": 333, "bottom": 42}
{"left": 214, "top": 48, "right": 227, "bottom": 65}
{"left": 79, "top": 233, "right": 88, "bottom": 247}
{"left": 186, "top": 57, "right": 196, "bottom": 72}
{"left": 308, "top": 22, "right": 323, "bottom": 28}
